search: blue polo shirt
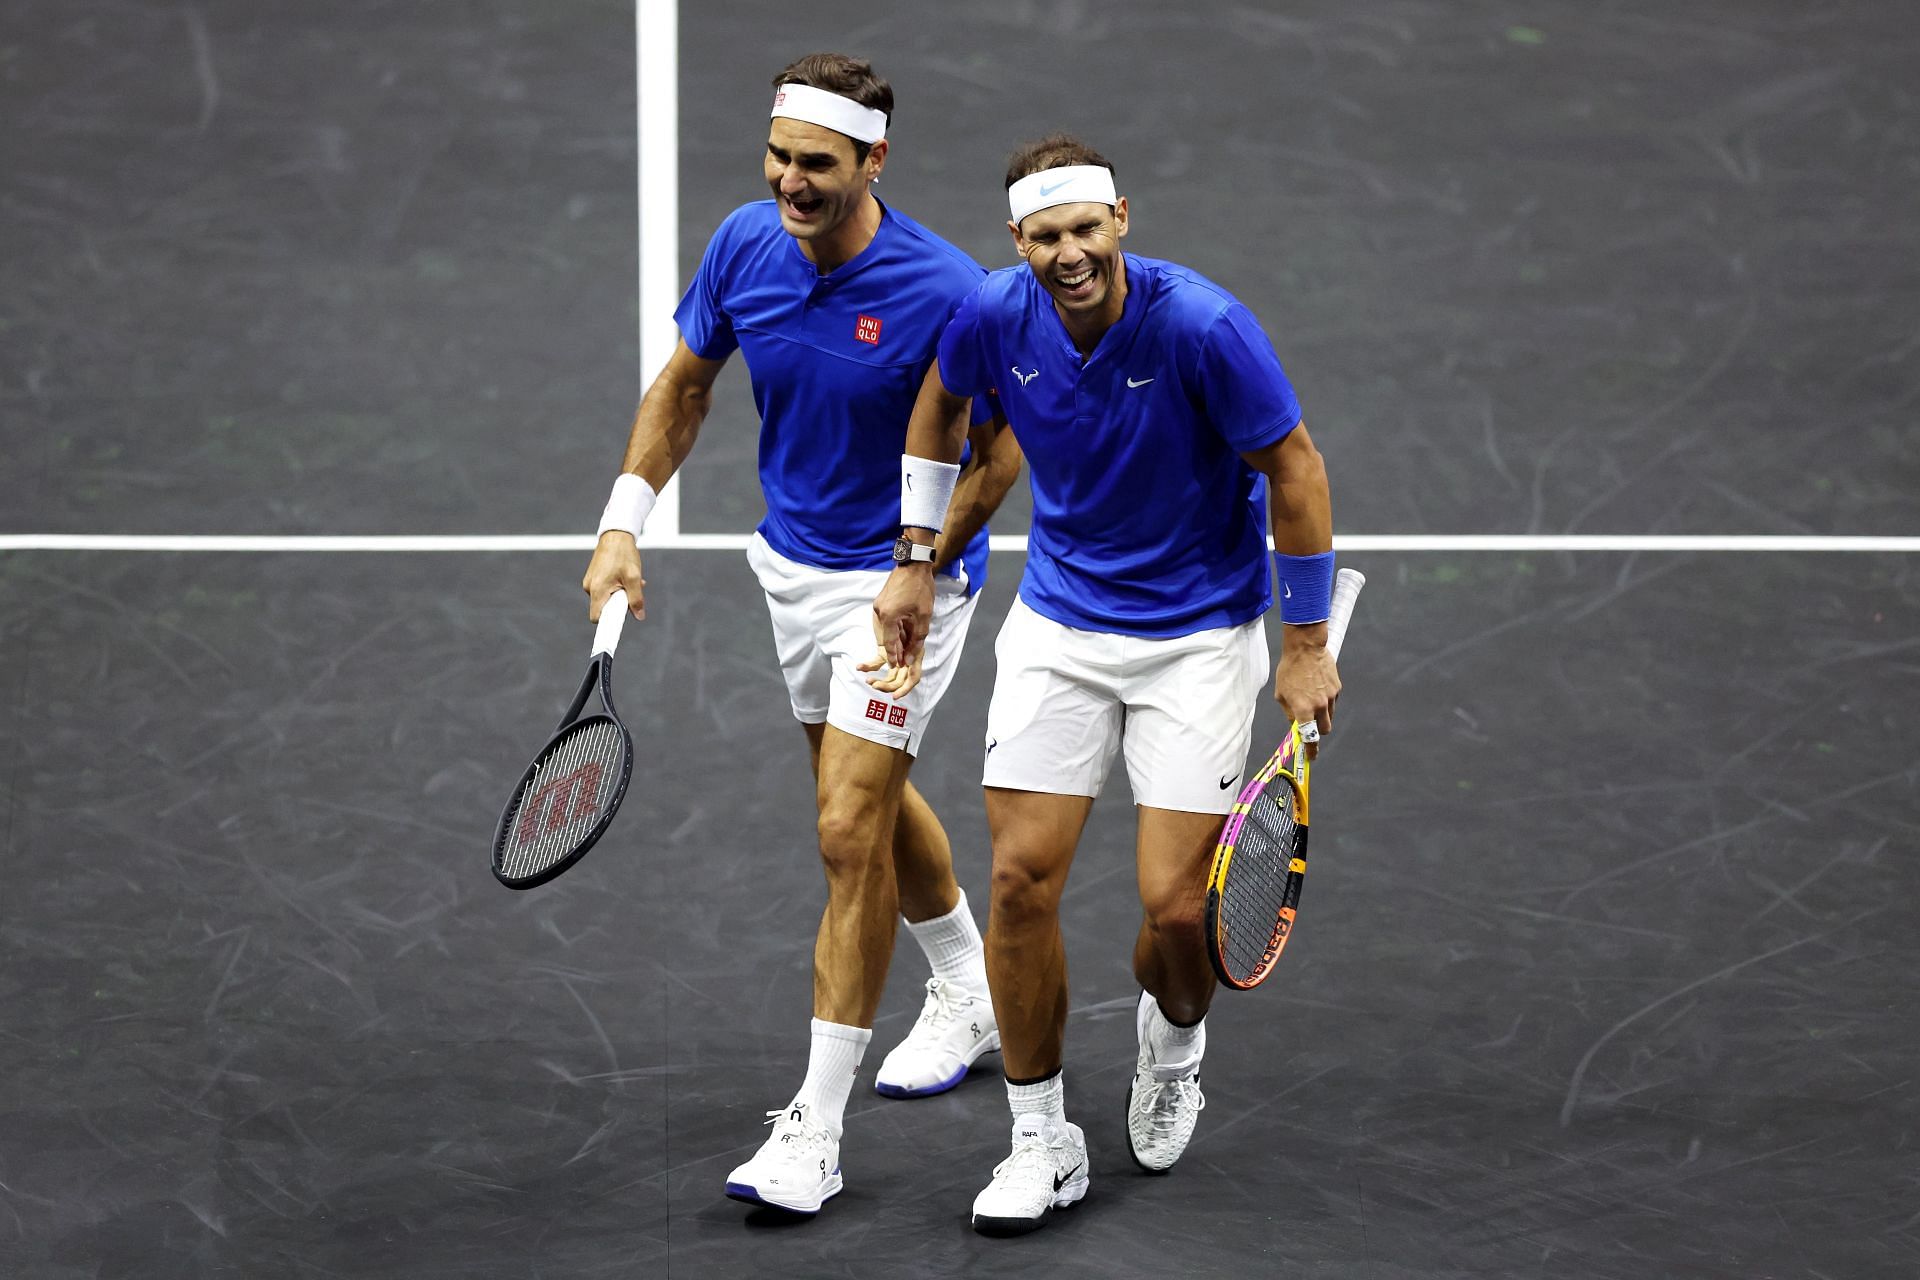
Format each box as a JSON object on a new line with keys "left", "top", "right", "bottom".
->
{"left": 675, "top": 200, "right": 991, "bottom": 590}
{"left": 937, "top": 254, "right": 1301, "bottom": 636}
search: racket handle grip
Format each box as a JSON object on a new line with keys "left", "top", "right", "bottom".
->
{"left": 1325, "top": 568, "right": 1366, "bottom": 661}
{"left": 593, "top": 589, "right": 629, "bottom": 657}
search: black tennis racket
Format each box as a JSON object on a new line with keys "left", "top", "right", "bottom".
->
{"left": 491, "top": 590, "right": 636, "bottom": 889}
{"left": 1204, "top": 567, "right": 1365, "bottom": 989}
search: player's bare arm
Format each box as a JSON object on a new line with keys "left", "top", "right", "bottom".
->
{"left": 867, "top": 408, "right": 1018, "bottom": 697}
{"left": 866, "top": 359, "right": 973, "bottom": 694}
{"left": 935, "top": 408, "right": 1021, "bottom": 574}
{"left": 582, "top": 339, "right": 728, "bottom": 622}
{"left": 1243, "top": 422, "right": 1340, "bottom": 751}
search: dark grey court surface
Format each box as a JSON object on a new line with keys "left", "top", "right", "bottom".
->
{"left": 4, "top": 2, "right": 1918, "bottom": 1277}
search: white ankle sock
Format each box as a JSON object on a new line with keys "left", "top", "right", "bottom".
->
{"left": 793, "top": 1018, "right": 871, "bottom": 1137}
{"left": 903, "top": 888, "right": 988, "bottom": 992}
{"left": 1147, "top": 998, "right": 1205, "bottom": 1066}
{"left": 1006, "top": 1071, "right": 1066, "bottom": 1123}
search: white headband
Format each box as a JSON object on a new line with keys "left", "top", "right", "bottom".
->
{"left": 1008, "top": 165, "right": 1117, "bottom": 226}
{"left": 770, "top": 82, "right": 888, "bottom": 145}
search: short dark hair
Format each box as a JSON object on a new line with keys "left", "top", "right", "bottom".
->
{"left": 773, "top": 53, "right": 893, "bottom": 165}
{"left": 1004, "top": 133, "right": 1114, "bottom": 189}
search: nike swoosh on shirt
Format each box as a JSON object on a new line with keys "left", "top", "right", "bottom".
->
{"left": 1127, "top": 376, "right": 1154, "bottom": 388}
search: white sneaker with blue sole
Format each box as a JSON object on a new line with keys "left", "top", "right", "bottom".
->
{"left": 723, "top": 1102, "right": 842, "bottom": 1214}
{"left": 874, "top": 977, "right": 999, "bottom": 1099}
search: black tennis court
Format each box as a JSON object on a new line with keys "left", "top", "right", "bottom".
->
{"left": 4, "top": 2, "right": 1916, "bottom": 1277}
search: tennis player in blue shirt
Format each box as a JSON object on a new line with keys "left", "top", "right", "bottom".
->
{"left": 870, "top": 134, "right": 1341, "bottom": 1234}
{"left": 581, "top": 54, "right": 1020, "bottom": 1216}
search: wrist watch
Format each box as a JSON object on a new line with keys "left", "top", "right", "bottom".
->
{"left": 892, "top": 532, "right": 937, "bottom": 565}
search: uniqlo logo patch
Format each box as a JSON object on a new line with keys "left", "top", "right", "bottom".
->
{"left": 887, "top": 705, "right": 909, "bottom": 728}
{"left": 855, "top": 314, "right": 882, "bottom": 345}
{"left": 865, "top": 698, "right": 888, "bottom": 722}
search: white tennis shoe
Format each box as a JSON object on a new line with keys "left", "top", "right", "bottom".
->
{"left": 970, "top": 1112, "right": 1090, "bottom": 1236}
{"left": 1125, "top": 991, "right": 1207, "bottom": 1173}
{"left": 723, "top": 1103, "right": 842, "bottom": 1214}
{"left": 875, "top": 977, "right": 1000, "bottom": 1098}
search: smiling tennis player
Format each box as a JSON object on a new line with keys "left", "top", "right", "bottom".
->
{"left": 871, "top": 133, "right": 1338, "bottom": 1234}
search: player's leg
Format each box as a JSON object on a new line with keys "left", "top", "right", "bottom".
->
{"left": 726, "top": 537, "right": 897, "bottom": 1214}
{"left": 781, "top": 565, "right": 986, "bottom": 1111}
{"left": 796, "top": 713, "right": 995, "bottom": 1101}
{"left": 798, "top": 699, "right": 959, "bottom": 927}
{"left": 1132, "top": 806, "right": 1222, "bottom": 1025}
{"left": 870, "top": 581, "right": 998, "bottom": 1098}
{"left": 969, "top": 786, "right": 1094, "bottom": 1236}
{"left": 871, "top": 779, "right": 1001, "bottom": 1097}
{"left": 810, "top": 725, "right": 914, "bottom": 1024}
{"left": 891, "top": 781, "right": 959, "bottom": 921}
{"left": 726, "top": 723, "right": 909, "bottom": 1213}
{"left": 1117, "top": 615, "right": 1269, "bottom": 1175}
{"left": 982, "top": 788, "right": 1091, "bottom": 1079}
{"left": 1125, "top": 804, "right": 1222, "bottom": 1174}
{"left": 969, "top": 599, "right": 1119, "bottom": 1236}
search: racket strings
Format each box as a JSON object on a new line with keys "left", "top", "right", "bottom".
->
{"left": 1219, "top": 786, "right": 1300, "bottom": 979}
{"left": 498, "top": 719, "right": 628, "bottom": 880}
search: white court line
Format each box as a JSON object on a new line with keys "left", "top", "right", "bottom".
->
{"left": 1, "top": 534, "right": 1915, "bottom": 554}
{"left": 610, "top": 8, "right": 1913, "bottom": 561}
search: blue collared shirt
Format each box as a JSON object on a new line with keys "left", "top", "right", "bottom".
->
{"left": 938, "top": 254, "right": 1301, "bottom": 636}
{"left": 676, "top": 199, "right": 992, "bottom": 589}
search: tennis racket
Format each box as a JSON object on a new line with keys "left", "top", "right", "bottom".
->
{"left": 491, "top": 590, "right": 637, "bottom": 889}
{"left": 1204, "top": 567, "right": 1365, "bottom": 989}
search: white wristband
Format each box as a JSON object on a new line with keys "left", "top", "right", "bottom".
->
{"left": 597, "top": 473, "right": 658, "bottom": 537}
{"left": 901, "top": 455, "right": 961, "bottom": 532}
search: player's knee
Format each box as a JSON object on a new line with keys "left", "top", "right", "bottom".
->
{"left": 1142, "top": 896, "right": 1207, "bottom": 947}
{"left": 988, "top": 854, "right": 1063, "bottom": 923}
{"left": 815, "top": 801, "right": 885, "bottom": 880}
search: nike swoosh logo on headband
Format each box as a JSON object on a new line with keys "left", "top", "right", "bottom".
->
{"left": 1039, "top": 179, "right": 1074, "bottom": 197}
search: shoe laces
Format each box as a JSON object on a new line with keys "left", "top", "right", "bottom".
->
{"left": 909, "top": 977, "right": 971, "bottom": 1035}
{"left": 991, "top": 1127, "right": 1059, "bottom": 1183}
{"left": 760, "top": 1105, "right": 833, "bottom": 1160}
{"left": 1134, "top": 1075, "right": 1205, "bottom": 1136}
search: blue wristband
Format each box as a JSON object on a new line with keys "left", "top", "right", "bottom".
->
{"left": 1275, "top": 551, "right": 1335, "bottom": 624}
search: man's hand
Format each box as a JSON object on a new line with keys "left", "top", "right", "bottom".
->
{"left": 1274, "top": 624, "right": 1341, "bottom": 758}
{"left": 863, "top": 564, "right": 936, "bottom": 698}
{"left": 582, "top": 531, "right": 648, "bottom": 622}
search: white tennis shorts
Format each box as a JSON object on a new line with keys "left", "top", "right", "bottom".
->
{"left": 982, "top": 597, "right": 1270, "bottom": 814}
{"left": 747, "top": 532, "right": 979, "bottom": 757}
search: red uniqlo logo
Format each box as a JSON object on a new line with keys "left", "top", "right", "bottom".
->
{"left": 866, "top": 698, "right": 888, "bottom": 722}
{"left": 855, "top": 314, "right": 882, "bottom": 345}
{"left": 888, "top": 706, "right": 908, "bottom": 728}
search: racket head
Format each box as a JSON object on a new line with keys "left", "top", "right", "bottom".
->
{"left": 1205, "top": 721, "right": 1312, "bottom": 989}
{"left": 491, "top": 657, "right": 635, "bottom": 889}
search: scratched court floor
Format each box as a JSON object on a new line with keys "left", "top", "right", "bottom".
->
{"left": 3, "top": 3, "right": 1917, "bottom": 1278}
